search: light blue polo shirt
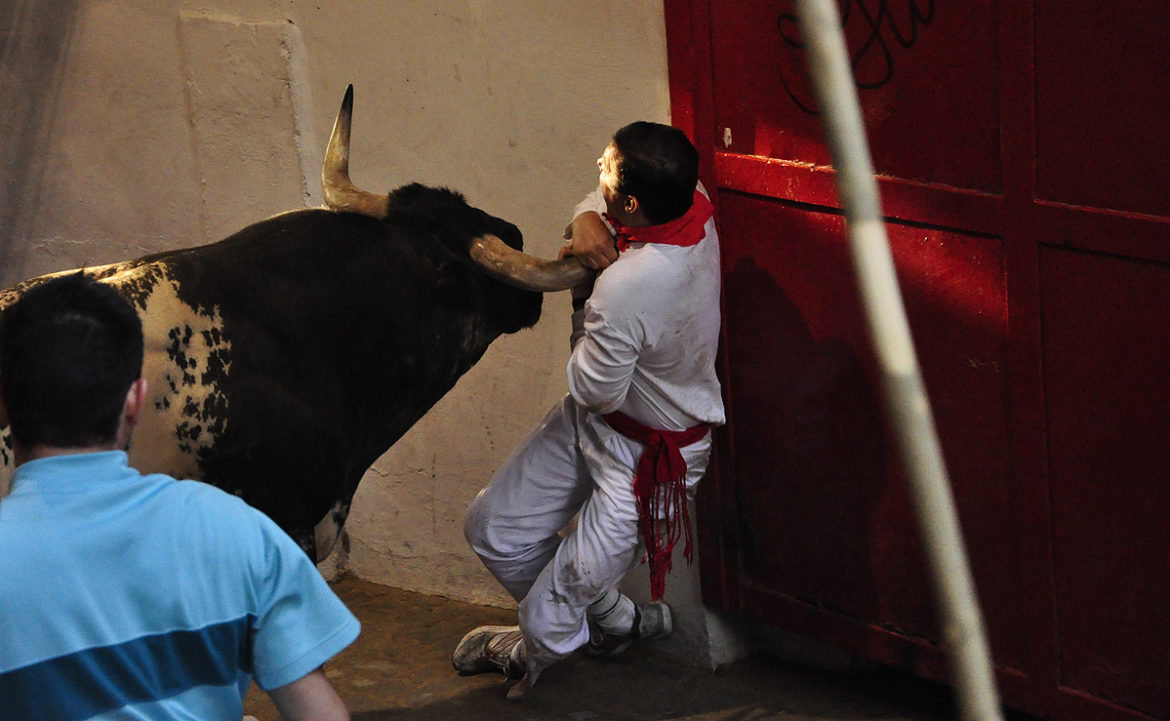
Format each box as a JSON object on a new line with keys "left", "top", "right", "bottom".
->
{"left": 0, "top": 451, "right": 360, "bottom": 720}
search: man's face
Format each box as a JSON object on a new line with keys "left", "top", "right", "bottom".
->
{"left": 596, "top": 142, "right": 628, "bottom": 220}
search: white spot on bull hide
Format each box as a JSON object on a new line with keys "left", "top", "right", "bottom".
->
{"left": 0, "top": 445, "right": 11, "bottom": 498}
{"left": 128, "top": 274, "right": 231, "bottom": 480}
{"left": 314, "top": 499, "right": 349, "bottom": 560}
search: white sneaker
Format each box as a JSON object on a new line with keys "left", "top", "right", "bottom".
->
{"left": 583, "top": 601, "right": 672, "bottom": 657}
{"left": 452, "top": 625, "right": 526, "bottom": 679}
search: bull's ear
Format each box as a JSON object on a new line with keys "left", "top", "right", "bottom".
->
{"left": 434, "top": 262, "right": 475, "bottom": 310}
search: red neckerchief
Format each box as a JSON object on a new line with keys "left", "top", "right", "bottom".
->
{"left": 602, "top": 410, "right": 712, "bottom": 601}
{"left": 604, "top": 190, "right": 713, "bottom": 253}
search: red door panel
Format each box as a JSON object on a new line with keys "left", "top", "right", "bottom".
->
{"left": 718, "top": 190, "right": 1022, "bottom": 668}
{"left": 1042, "top": 247, "right": 1170, "bottom": 719}
{"left": 710, "top": 0, "right": 1001, "bottom": 192}
{"left": 1034, "top": 5, "right": 1170, "bottom": 216}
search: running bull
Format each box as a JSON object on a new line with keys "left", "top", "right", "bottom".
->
{"left": 0, "top": 86, "right": 588, "bottom": 561}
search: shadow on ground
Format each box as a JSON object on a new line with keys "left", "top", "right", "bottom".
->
{"left": 244, "top": 576, "right": 981, "bottom": 721}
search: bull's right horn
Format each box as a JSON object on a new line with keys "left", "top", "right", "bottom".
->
{"left": 322, "top": 85, "right": 391, "bottom": 219}
{"left": 469, "top": 235, "right": 593, "bottom": 293}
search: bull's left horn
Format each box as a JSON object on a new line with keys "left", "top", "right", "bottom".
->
{"left": 469, "top": 235, "right": 593, "bottom": 292}
{"left": 322, "top": 85, "right": 391, "bottom": 218}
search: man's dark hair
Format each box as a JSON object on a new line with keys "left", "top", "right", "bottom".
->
{"left": 612, "top": 121, "right": 700, "bottom": 225}
{"left": 0, "top": 272, "right": 144, "bottom": 448}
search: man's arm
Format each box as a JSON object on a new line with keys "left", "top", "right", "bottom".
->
{"left": 563, "top": 211, "right": 619, "bottom": 270}
{"left": 267, "top": 667, "right": 350, "bottom": 721}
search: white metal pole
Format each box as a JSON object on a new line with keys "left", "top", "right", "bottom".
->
{"left": 793, "top": 2, "right": 1004, "bottom": 720}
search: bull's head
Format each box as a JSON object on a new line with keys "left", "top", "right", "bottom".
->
{"left": 321, "top": 85, "right": 590, "bottom": 293}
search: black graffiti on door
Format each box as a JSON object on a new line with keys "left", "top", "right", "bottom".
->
{"left": 777, "top": 0, "right": 935, "bottom": 114}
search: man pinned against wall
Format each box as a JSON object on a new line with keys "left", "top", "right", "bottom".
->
{"left": 0, "top": 272, "right": 359, "bottom": 721}
{"left": 456, "top": 122, "right": 725, "bottom": 699}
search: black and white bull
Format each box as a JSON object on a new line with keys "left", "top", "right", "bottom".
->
{"left": 0, "top": 86, "right": 587, "bottom": 561}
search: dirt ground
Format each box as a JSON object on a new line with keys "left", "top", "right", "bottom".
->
{"left": 243, "top": 576, "right": 977, "bottom": 721}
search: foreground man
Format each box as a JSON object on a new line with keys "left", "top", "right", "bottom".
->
{"left": 456, "top": 122, "right": 725, "bottom": 699}
{"left": 0, "top": 273, "right": 359, "bottom": 720}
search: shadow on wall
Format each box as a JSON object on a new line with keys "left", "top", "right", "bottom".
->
{"left": 0, "top": 0, "right": 80, "bottom": 270}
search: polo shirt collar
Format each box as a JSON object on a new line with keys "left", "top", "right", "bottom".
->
{"left": 11, "top": 450, "right": 133, "bottom": 494}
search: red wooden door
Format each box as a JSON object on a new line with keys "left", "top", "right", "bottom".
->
{"left": 665, "top": 3, "right": 1170, "bottom": 720}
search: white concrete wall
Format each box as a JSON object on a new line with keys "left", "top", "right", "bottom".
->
{"left": 1, "top": 0, "right": 673, "bottom": 609}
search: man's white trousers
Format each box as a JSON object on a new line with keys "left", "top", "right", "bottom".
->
{"left": 464, "top": 394, "right": 711, "bottom": 682}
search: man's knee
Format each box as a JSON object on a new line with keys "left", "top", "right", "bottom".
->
{"left": 463, "top": 490, "right": 491, "bottom": 554}
{"left": 464, "top": 504, "right": 532, "bottom": 564}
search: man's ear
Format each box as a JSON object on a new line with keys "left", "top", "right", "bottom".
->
{"left": 124, "top": 378, "right": 148, "bottom": 428}
{"left": 114, "top": 378, "right": 148, "bottom": 452}
{"left": 624, "top": 195, "right": 639, "bottom": 215}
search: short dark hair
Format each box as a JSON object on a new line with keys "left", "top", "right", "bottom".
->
{"left": 611, "top": 121, "right": 699, "bottom": 225}
{"left": 0, "top": 272, "right": 144, "bottom": 448}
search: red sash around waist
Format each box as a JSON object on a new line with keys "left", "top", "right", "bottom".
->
{"left": 602, "top": 410, "right": 711, "bottom": 600}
